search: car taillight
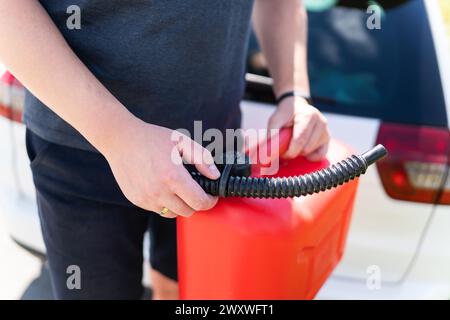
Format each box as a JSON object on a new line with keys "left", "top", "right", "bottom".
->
{"left": 376, "top": 123, "right": 450, "bottom": 204}
{"left": 0, "top": 71, "right": 24, "bottom": 122}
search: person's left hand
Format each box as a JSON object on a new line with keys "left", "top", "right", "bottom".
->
{"left": 267, "top": 96, "right": 330, "bottom": 161}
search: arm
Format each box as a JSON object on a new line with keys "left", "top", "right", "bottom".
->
{"left": 0, "top": 0, "right": 218, "bottom": 217}
{"left": 253, "top": 0, "right": 330, "bottom": 161}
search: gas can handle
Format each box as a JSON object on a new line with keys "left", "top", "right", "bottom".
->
{"left": 246, "top": 127, "right": 293, "bottom": 166}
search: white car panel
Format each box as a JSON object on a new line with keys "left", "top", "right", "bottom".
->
{"left": 407, "top": 205, "right": 450, "bottom": 287}
{"left": 12, "top": 122, "right": 35, "bottom": 200}
{"left": 0, "top": 117, "right": 15, "bottom": 192}
{"left": 316, "top": 276, "right": 449, "bottom": 300}
{"left": 0, "top": 189, "right": 43, "bottom": 254}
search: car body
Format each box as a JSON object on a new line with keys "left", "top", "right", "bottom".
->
{"left": 1, "top": 0, "right": 449, "bottom": 299}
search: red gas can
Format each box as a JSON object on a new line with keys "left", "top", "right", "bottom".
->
{"left": 177, "top": 137, "right": 359, "bottom": 300}
{"left": 177, "top": 125, "right": 364, "bottom": 299}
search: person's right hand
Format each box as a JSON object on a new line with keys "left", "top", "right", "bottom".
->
{"left": 101, "top": 118, "right": 220, "bottom": 218}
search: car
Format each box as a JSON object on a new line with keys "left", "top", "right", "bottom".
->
{"left": 0, "top": 66, "right": 46, "bottom": 259}
{"left": 1, "top": 0, "right": 449, "bottom": 299}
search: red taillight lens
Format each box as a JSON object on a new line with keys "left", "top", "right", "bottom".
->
{"left": 0, "top": 71, "right": 24, "bottom": 122}
{"left": 376, "top": 123, "right": 450, "bottom": 204}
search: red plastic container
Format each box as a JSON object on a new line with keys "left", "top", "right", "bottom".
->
{"left": 177, "top": 132, "right": 359, "bottom": 300}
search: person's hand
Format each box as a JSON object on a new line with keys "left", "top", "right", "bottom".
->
{"left": 268, "top": 96, "right": 330, "bottom": 161}
{"left": 101, "top": 118, "right": 220, "bottom": 219}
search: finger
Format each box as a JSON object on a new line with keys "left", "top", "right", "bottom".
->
{"left": 158, "top": 211, "right": 178, "bottom": 219}
{"left": 170, "top": 167, "right": 219, "bottom": 211}
{"left": 302, "top": 121, "right": 328, "bottom": 156}
{"left": 267, "top": 113, "right": 293, "bottom": 132}
{"left": 161, "top": 193, "right": 195, "bottom": 218}
{"left": 176, "top": 136, "right": 220, "bottom": 180}
{"left": 306, "top": 143, "right": 329, "bottom": 162}
{"left": 156, "top": 205, "right": 178, "bottom": 219}
{"left": 283, "top": 116, "right": 315, "bottom": 159}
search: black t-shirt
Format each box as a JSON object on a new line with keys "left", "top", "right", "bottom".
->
{"left": 25, "top": 0, "right": 254, "bottom": 151}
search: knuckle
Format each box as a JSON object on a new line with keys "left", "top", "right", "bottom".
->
{"left": 173, "top": 203, "right": 194, "bottom": 216}
{"left": 181, "top": 209, "right": 195, "bottom": 217}
{"left": 304, "top": 145, "right": 315, "bottom": 155}
{"left": 193, "top": 196, "right": 214, "bottom": 211}
{"left": 310, "top": 112, "right": 319, "bottom": 121}
{"left": 295, "top": 134, "right": 308, "bottom": 147}
{"left": 316, "top": 118, "right": 325, "bottom": 129}
{"left": 202, "top": 149, "right": 214, "bottom": 164}
{"left": 285, "top": 145, "right": 301, "bottom": 158}
{"left": 284, "top": 151, "right": 298, "bottom": 159}
{"left": 193, "top": 199, "right": 208, "bottom": 211}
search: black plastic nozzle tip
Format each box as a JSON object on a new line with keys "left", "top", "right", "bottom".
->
{"left": 361, "top": 144, "right": 388, "bottom": 166}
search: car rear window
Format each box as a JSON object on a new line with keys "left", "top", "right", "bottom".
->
{"left": 245, "top": 0, "right": 448, "bottom": 127}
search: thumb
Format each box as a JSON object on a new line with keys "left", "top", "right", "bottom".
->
{"left": 267, "top": 111, "right": 294, "bottom": 136}
{"left": 176, "top": 136, "right": 221, "bottom": 180}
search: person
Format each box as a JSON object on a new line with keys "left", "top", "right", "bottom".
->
{"left": 0, "top": 0, "right": 330, "bottom": 299}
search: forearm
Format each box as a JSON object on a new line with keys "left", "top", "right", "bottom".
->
{"left": 0, "top": 0, "right": 137, "bottom": 154}
{"left": 252, "top": 0, "right": 310, "bottom": 97}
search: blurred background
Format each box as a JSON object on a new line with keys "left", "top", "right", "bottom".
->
{"left": 1, "top": 0, "right": 450, "bottom": 300}
{"left": 441, "top": 0, "right": 450, "bottom": 34}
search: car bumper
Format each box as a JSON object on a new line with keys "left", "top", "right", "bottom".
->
{"left": 316, "top": 275, "right": 450, "bottom": 300}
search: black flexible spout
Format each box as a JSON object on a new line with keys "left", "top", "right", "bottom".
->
{"left": 191, "top": 144, "right": 387, "bottom": 198}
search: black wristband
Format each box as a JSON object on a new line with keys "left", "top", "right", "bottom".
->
{"left": 276, "top": 91, "right": 313, "bottom": 105}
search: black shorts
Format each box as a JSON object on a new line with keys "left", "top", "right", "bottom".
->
{"left": 26, "top": 129, "right": 177, "bottom": 299}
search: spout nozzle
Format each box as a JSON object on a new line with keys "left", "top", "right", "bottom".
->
{"left": 361, "top": 144, "right": 388, "bottom": 166}
{"left": 192, "top": 144, "right": 389, "bottom": 198}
